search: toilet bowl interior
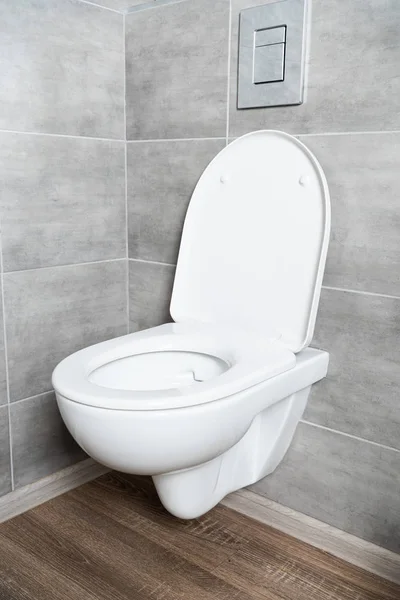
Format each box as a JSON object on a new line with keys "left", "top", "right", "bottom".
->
{"left": 88, "top": 350, "right": 230, "bottom": 392}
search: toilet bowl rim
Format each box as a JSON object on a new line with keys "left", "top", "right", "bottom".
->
{"left": 52, "top": 322, "right": 295, "bottom": 411}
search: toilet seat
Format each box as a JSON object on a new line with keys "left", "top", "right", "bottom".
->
{"left": 52, "top": 322, "right": 295, "bottom": 411}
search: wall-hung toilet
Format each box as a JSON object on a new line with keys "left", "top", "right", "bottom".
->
{"left": 52, "top": 130, "right": 331, "bottom": 519}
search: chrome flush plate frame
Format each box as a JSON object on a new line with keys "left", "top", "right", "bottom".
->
{"left": 237, "top": 0, "right": 310, "bottom": 109}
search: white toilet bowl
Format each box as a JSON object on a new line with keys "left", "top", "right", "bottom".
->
{"left": 52, "top": 130, "right": 331, "bottom": 518}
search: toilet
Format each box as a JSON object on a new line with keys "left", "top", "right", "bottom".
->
{"left": 52, "top": 130, "right": 331, "bottom": 519}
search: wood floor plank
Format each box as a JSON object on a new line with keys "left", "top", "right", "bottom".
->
{"left": 212, "top": 506, "right": 400, "bottom": 600}
{"left": 0, "top": 524, "right": 110, "bottom": 600}
{"left": 0, "top": 512, "right": 140, "bottom": 600}
{"left": 0, "top": 471, "right": 399, "bottom": 600}
{"left": 41, "top": 493, "right": 246, "bottom": 600}
{"left": 72, "top": 473, "right": 247, "bottom": 573}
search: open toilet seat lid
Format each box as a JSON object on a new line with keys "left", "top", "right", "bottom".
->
{"left": 52, "top": 323, "right": 295, "bottom": 411}
{"left": 171, "top": 130, "right": 331, "bottom": 353}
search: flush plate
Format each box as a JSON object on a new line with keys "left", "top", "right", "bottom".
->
{"left": 238, "top": 0, "right": 309, "bottom": 109}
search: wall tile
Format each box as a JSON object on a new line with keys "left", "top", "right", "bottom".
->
{"left": 229, "top": 0, "right": 400, "bottom": 136}
{"left": 11, "top": 392, "right": 86, "bottom": 489}
{"left": 0, "top": 406, "right": 11, "bottom": 497}
{"left": 4, "top": 260, "right": 127, "bottom": 402}
{"left": 306, "top": 288, "right": 400, "bottom": 449}
{"left": 300, "top": 133, "right": 400, "bottom": 296}
{"left": 129, "top": 260, "right": 175, "bottom": 331}
{"left": 96, "top": 0, "right": 145, "bottom": 9}
{"left": 251, "top": 422, "right": 400, "bottom": 553}
{"left": 93, "top": 0, "right": 170, "bottom": 9}
{"left": 128, "top": 139, "right": 225, "bottom": 263}
{"left": 0, "top": 0, "right": 124, "bottom": 138}
{"left": 125, "top": 0, "right": 230, "bottom": 139}
{"left": 0, "top": 284, "right": 7, "bottom": 407}
{"left": 0, "top": 134, "right": 126, "bottom": 272}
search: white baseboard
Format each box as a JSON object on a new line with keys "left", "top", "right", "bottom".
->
{"left": 222, "top": 489, "right": 400, "bottom": 585}
{"left": 0, "top": 459, "right": 109, "bottom": 524}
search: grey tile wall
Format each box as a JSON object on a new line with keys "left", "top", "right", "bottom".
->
{"left": 251, "top": 422, "right": 400, "bottom": 553}
{"left": 129, "top": 260, "right": 175, "bottom": 332}
{"left": 0, "top": 291, "right": 8, "bottom": 407}
{"left": 0, "top": 406, "right": 11, "bottom": 496}
{"left": 11, "top": 392, "right": 86, "bottom": 489}
{"left": 0, "top": 134, "right": 126, "bottom": 272}
{"left": 96, "top": 0, "right": 145, "bottom": 10}
{"left": 300, "top": 133, "right": 400, "bottom": 296}
{"left": 127, "top": 139, "right": 225, "bottom": 263}
{"left": 4, "top": 260, "right": 127, "bottom": 402}
{"left": 125, "top": 0, "right": 230, "bottom": 139}
{"left": 0, "top": 0, "right": 124, "bottom": 138}
{"left": 307, "top": 288, "right": 400, "bottom": 450}
{"left": 229, "top": 0, "right": 400, "bottom": 137}
{"left": 79, "top": 0, "right": 168, "bottom": 11}
{"left": 0, "top": 0, "right": 127, "bottom": 500}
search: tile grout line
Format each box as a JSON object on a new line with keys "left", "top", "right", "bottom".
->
{"left": 129, "top": 257, "right": 176, "bottom": 268}
{"left": 322, "top": 285, "right": 400, "bottom": 301}
{"left": 0, "top": 235, "right": 14, "bottom": 491}
{"left": 126, "top": 0, "right": 191, "bottom": 15}
{"left": 298, "top": 130, "right": 400, "bottom": 137}
{"left": 302, "top": 0, "right": 312, "bottom": 105}
{"left": 8, "top": 390, "right": 54, "bottom": 408}
{"left": 124, "top": 13, "right": 130, "bottom": 335}
{"left": 223, "top": 130, "right": 400, "bottom": 143}
{"left": 1, "top": 130, "right": 399, "bottom": 144}
{"left": 3, "top": 258, "right": 126, "bottom": 277}
{"left": 0, "top": 129, "right": 125, "bottom": 143}
{"left": 73, "top": 0, "right": 124, "bottom": 14}
{"left": 126, "top": 137, "right": 227, "bottom": 143}
{"left": 127, "top": 258, "right": 400, "bottom": 300}
{"left": 225, "top": 0, "right": 232, "bottom": 144}
{"left": 123, "top": 13, "right": 127, "bottom": 142}
{"left": 301, "top": 419, "right": 400, "bottom": 454}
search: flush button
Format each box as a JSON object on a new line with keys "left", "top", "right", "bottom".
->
{"left": 254, "top": 43, "right": 285, "bottom": 84}
{"left": 255, "top": 26, "right": 286, "bottom": 47}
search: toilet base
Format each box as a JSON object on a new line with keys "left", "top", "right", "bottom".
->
{"left": 153, "top": 386, "right": 310, "bottom": 519}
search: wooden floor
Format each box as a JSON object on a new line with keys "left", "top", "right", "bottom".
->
{"left": 0, "top": 473, "right": 399, "bottom": 600}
